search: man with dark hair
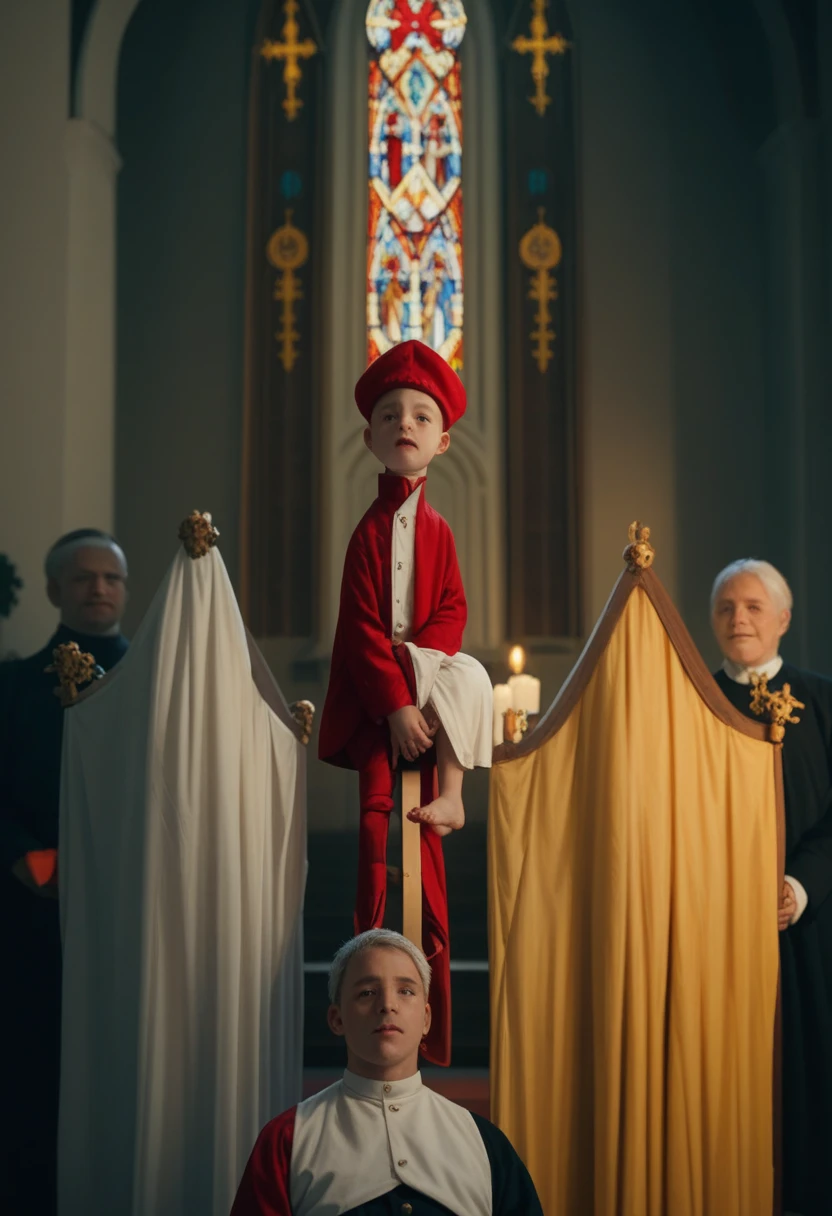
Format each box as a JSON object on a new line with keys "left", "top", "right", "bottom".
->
{"left": 0, "top": 529, "right": 129, "bottom": 1215}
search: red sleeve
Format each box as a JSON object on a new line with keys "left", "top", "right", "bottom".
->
{"left": 25, "top": 848, "right": 58, "bottom": 887}
{"left": 340, "top": 535, "right": 413, "bottom": 719}
{"left": 409, "top": 527, "right": 467, "bottom": 653}
{"left": 230, "top": 1107, "right": 296, "bottom": 1216}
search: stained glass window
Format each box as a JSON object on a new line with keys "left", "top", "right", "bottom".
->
{"left": 365, "top": 0, "right": 466, "bottom": 368}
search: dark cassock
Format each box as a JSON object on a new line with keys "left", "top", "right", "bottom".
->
{"left": 715, "top": 659, "right": 832, "bottom": 1216}
{"left": 231, "top": 1070, "right": 543, "bottom": 1216}
{"left": 0, "top": 623, "right": 128, "bottom": 1215}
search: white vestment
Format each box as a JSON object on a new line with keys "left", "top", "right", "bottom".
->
{"left": 57, "top": 545, "right": 307, "bottom": 1216}
{"left": 290, "top": 1070, "right": 493, "bottom": 1216}
{"left": 391, "top": 485, "right": 492, "bottom": 770}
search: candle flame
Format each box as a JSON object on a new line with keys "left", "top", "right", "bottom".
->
{"left": 508, "top": 645, "right": 526, "bottom": 675}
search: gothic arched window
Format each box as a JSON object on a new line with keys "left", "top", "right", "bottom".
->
{"left": 365, "top": 0, "right": 466, "bottom": 367}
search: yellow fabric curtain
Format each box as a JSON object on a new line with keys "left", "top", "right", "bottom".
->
{"left": 489, "top": 584, "right": 779, "bottom": 1215}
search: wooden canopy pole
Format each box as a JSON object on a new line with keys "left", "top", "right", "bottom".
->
{"left": 400, "top": 769, "right": 423, "bottom": 952}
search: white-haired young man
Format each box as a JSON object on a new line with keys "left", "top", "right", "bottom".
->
{"left": 0, "top": 528, "right": 129, "bottom": 1216}
{"left": 711, "top": 558, "right": 832, "bottom": 1216}
{"left": 231, "top": 929, "right": 543, "bottom": 1215}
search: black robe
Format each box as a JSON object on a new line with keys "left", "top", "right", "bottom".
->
{"left": 0, "top": 624, "right": 128, "bottom": 1215}
{"left": 715, "top": 663, "right": 832, "bottom": 1216}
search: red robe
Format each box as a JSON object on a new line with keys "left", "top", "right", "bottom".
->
{"left": 231, "top": 1107, "right": 294, "bottom": 1215}
{"left": 319, "top": 473, "right": 466, "bottom": 1065}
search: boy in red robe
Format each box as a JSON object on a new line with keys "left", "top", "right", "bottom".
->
{"left": 318, "top": 340, "right": 492, "bottom": 1064}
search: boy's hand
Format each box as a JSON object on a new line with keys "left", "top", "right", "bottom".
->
{"left": 388, "top": 705, "right": 437, "bottom": 767}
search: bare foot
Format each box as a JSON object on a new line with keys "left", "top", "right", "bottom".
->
{"left": 407, "top": 794, "right": 465, "bottom": 837}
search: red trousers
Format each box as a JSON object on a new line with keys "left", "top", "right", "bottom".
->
{"left": 350, "top": 726, "right": 452, "bottom": 1067}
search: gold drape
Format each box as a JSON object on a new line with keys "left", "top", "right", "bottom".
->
{"left": 489, "top": 583, "right": 780, "bottom": 1215}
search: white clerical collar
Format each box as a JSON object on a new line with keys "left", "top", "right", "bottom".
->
{"left": 722, "top": 654, "right": 783, "bottom": 685}
{"left": 342, "top": 1068, "right": 423, "bottom": 1104}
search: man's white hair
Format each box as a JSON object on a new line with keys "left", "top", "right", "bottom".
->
{"left": 328, "top": 929, "right": 431, "bottom": 1005}
{"left": 45, "top": 529, "right": 127, "bottom": 581}
{"left": 710, "top": 558, "right": 793, "bottom": 615}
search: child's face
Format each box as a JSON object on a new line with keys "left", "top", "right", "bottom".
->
{"left": 364, "top": 387, "right": 450, "bottom": 479}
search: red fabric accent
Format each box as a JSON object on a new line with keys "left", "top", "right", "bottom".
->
{"left": 353, "top": 752, "right": 452, "bottom": 1066}
{"left": 354, "top": 339, "right": 466, "bottom": 428}
{"left": 418, "top": 759, "right": 452, "bottom": 1067}
{"left": 385, "top": 112, "right": 403, "bottom": 189}
{"left": 355, "top": 743, "right": 395, "bottom": 930}
{"left": 319, "top": 476, "right": 466, "bottom": 768}
{"left": 350, "top": 660, "right": 452, "bottom": 1066}
{"left": 388, "top": 0, "right": 443, "bottom": 52}
{"left": 230, "top": 1106, "right": 296, "bottom": 1215}
{"left": 25, "top": 848, "right": 58, "bottom": 887}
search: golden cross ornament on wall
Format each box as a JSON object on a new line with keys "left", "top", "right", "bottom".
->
{"left": 512, "top": 0, "right": 569, "bottom": 117}
{"left": 519, "top": 207, "right": 562, "bottom": 372}
{"left": 260, "top": 0, "right": 317, "bottom": 121}
{"left": 266, "top": 210, "right": 309, "bottom": 371}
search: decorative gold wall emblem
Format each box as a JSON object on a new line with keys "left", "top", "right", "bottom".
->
{"left": 261, "top": 0, "right": 318, "bottom": 121}
{"left": 512, "top": 0, "right": 569, "bottom": 117}
{"left": 266, "top": 210, "right": 309, "bottom": 372}
{"left": 45, "top": 642, "right": 102, "bottom": 706}
{"left": 750, "top": 674, "right": 805, "bottom": 743}
{"left": 518, "top": 207, "right": 561, "bottom": 373}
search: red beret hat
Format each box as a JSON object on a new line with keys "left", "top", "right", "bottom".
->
{"left": 355, "top": 340, "right": 466, "bottom": 429}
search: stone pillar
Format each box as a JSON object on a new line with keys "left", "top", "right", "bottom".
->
{"left": 757, "top": 120, "right": 826, "bottom": 668}
{"left": 0, "top": 3, "right": 70, "bottom": 657}
{"left": 64, "top": 118, "right": 122, "bottom": 533}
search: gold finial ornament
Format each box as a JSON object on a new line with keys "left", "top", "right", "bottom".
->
{"left": 511, "top": 0, "right": 570, "bottom": 117}
{"left": 749, "top": 673, "right": 805, "bottom": 743}
{"left": 518, "top": 208, "right": 561, "bottom": 373}
{"left": 504, "top": 707, "right": 529, "bottom": 744}
{"left": 623, "top": 521, "right": 655, "bottom": 571}
{"left": 45, "top": 642, "right": 102, "bottom": 707}
{"left": 260, "top": 0, "right": 318, "bottom": 122}
{"left": 178, "top": 512, "right": 220, "bottom": 559}
{"left": 289, "top": 698, "right": 316, "bottom": 745}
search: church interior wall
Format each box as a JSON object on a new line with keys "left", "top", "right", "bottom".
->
{"left": 0, "top": 3, "right": 72, "bottom": 658}
{"left": 110, "top": 0, "right": 775, "bottom": 658}
{"left": 574, "top": 0, "right": 768, "bottom": 667}
{"left": 114, "top": 0, "right": 260, "bottom": 632}
{"left": 807, "top": 0, "right": 832, "bottom": 675}
{"left": 0, "top": 0, "right": 828, "bottom": 766}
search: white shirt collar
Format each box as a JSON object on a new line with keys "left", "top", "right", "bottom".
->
{"left": 341, "top": 1068, "right": 423, "bottom": 1104}
{"left": 721, "top": 654, "right": 783, "bottom": 685}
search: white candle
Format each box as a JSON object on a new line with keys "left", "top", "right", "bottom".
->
{"left": 508, "top": 672, "right": 540, "bottom": 714}
{"left": 493, "top": 683, "right": 512, "bottom": 746}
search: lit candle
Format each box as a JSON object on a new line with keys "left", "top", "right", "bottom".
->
{"left": 506, "top": 645, "right": 541, "bottom": 714}
{"left": 493, "top": 683, "right": 512, "bottom": 746}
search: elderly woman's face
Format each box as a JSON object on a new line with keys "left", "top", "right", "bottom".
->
{"left": 711, "top": 573, "right": 791, "bottom": 668}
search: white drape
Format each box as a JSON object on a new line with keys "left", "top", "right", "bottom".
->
{"left": 58, "top": 547, "right": 306, "bottom": 1216}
